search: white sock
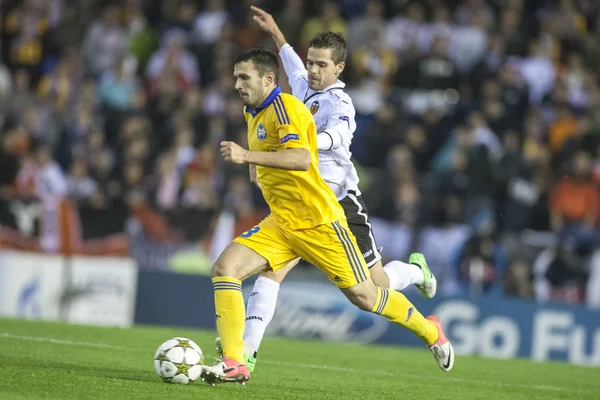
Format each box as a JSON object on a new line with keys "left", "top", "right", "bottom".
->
{"left": 383, "top": 260, "right": 424, "bottom": 291}
{"left": 243, "top": 276, "right": 280, "bottom": 355}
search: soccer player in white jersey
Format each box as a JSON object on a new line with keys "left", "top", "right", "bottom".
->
{"left": 215, "top": 6, "right": 450, "bottom": 374}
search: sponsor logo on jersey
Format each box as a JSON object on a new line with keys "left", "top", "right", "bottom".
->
{"left": 310, "top": 101, "right": 320, "bottom": 115}
{"left": 280, "top": 133, "right": 299, "bottom": 144}
{"left": 257, "top": 123, "right": 267, "bottom": 140}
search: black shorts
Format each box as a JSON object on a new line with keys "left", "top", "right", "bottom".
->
{"left": 338, "top": 191, "right": 382, "bottom": 268}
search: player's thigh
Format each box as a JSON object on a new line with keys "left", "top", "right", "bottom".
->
{"left": 261, "top": 257, "right": 301, "bottom": 283}
{"left": 291, "top": 219, "right": 370, "bottom": 289}
{"left": 223, "top": 216, "right": 298, "bottom": 278}
{"left": 368, "top": 259, "right": 390, "bottom": 289}
{"left": 339, "top": 193, "right": 382, "bottom": 268}
{"left": 212, "top": 242, "right": 270, "bottom": 280}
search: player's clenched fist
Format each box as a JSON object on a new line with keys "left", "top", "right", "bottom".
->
{"left": 220, "top": 141, "right": 249, "bottom": 164}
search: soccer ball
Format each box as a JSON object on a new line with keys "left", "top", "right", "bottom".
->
{"left": 154, "top": 337, "right": 204, "bottom": 384}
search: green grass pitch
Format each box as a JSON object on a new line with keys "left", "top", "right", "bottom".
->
{"left": 0, "top": 318, "right": 597, "bottom": 399}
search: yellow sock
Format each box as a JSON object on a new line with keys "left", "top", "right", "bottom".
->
{"left": 371, "top": 287, "right": 438, "bottom": 345}
{"left": 212, "top": 277, "right": 245, "bottom": 362}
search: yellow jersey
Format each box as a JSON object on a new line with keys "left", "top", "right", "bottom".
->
{"left": 244, "top": 86, "right": 345, "bottom": 230}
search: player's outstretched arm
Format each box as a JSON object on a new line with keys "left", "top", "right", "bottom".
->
{"left": 221, "top": 141, "right": 310, "bottom": 171}
{"left": 251, "top": 6, "right": 287, "bottom": 50}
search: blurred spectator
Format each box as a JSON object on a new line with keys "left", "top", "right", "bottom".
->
{"left": 351, "top": 28, "right": 398, "bottom": 94}
{"left": 520, "top": 39, "right": 556, "bottom": 104}
{"left": 193, "top": 0, "right": 230, "bottom": 46}
{"left": 82, "top": 4, "right": 127, "bottom": 77}
{"left": 457, "top": 229, "right": 506, "bottom": 296}
{"left": 550, "top": 150, "right": 599, "bottom": 245}
{"left": 348, "top": 0, "right": 384, "bottom": 51}
{"left": 449, "top": 7, "right": 488, "bottom": 73}
{"left": 98, "top": 58, "right": 138, "bottom": 111}
{"left": 415, "top": 36, "right": 460, "bottom": 91}
{"left": 301, "top": 1, "right": 347, "bottom": 51}
{"left": 66, "top": 158, "right": 97, "bottom": 201}
{"left": 146, "top": 29, "right": 199, "bottom": 97}
{"left": 385, "top": 2, "right": 425, "bottom": 54}
{"left": 275, "top": 0, "right": 305, "bottom": 50}
{"left": 504, "top": 259, "right": 534, "bottom": 299}
{"left": 533, "top": 237, "right": 589, "bottom": 304}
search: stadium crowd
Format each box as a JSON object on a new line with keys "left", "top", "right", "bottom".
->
{"left": 0, "top": 0, "right": 599, "bottom": 306}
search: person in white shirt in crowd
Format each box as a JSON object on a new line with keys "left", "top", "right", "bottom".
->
{"left": 34, "top": 144, "right": 69, "bottom": 253}
{"left": 214, "top": 6, "right": 448, "bottom": 374}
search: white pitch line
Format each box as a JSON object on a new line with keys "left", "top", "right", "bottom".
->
{"left": 0, "top": 332, "right": 567, "bottom": 392}
{"left": 0, "top": 332, "right": 126, "bottom": 351}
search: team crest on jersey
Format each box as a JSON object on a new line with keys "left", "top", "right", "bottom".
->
{"left": 257, "top": 123, "right": 267, "bottom": 140}
{"left": 310, "top": 101, "right": 320, "bottom": 115}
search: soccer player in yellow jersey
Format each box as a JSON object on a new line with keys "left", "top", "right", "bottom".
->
{"left": 203, "top": 48, "right": 454, "bottom": 384}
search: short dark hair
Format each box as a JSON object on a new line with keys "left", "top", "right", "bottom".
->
{"left": 308, "top": 31, "right": 347, "bottom": 64}
{"left": 233, "top": 47, "right": 280, "bottom": 84}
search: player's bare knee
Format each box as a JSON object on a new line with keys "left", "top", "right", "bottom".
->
{"left": 369, "top": 261, "right": 390, "bottom": 288}
{"left": 342, "top": 281, "right": 378, "bottom": 311}
{"left": 350, "top": 293, "right": 374, "bottom": 311}
{"left": 211, "top": 261, "right": 241, "bottom": 279}
{"left": 355, "top": 291, "right": 378, "bottom": 311}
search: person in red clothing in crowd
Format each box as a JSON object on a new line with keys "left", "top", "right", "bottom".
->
{"left": 550, "top": 150, "right": 599, "bottom": 247}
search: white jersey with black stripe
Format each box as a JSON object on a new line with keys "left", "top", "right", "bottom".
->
{"left": 279, "top": 44, "right": 361, "bottom": 200}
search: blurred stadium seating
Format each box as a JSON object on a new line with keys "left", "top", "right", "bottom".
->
{"left": 0, "top": 0, "right": 598, "bottom": 308}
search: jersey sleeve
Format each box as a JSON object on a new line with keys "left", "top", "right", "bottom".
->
{"left": 273, "top": 96, "right": 311, "bottom": 151}
{"left": 279, "top": 44, "right": 309, "bottom": 99}
{"left": 318, "top": 96, "right": 356, "bottom": 151}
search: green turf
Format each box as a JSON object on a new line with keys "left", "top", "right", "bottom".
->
{"left": 0, "top": 318, "right": 596, "bottom": 399}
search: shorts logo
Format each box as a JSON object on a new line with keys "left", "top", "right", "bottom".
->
{"left": 310, "top": 101, "right": 320, "bottom": 115}
{"left": 257, "top": 123, "right": 267, "bottom": 140}
{"left": 280, "top": 133, "right": 299, "bottom": 144}
{"left": 363, "top": 249, "right": 373, "bottom": 258}
{"left": 333, "top": 275, "right": 343, "bottom": 282}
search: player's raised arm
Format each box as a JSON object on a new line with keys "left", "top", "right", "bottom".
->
{"left": 251, "top": 6, "right": 307, "bottom": 96}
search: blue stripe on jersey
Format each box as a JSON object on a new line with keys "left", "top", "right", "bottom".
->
{"left": 272, "top": 99, "right": 285, "bottom": 125}
{"left": 336, "top": 222, "right": 367, "bottom": 282}
{"left": 275, "top": 96, "right": 290, "bottom": 124}
{"left": 332, "top": 222, "right": 360, "bottom": 284}
{"left": 273, "top": 97, "right": 287, "bottom": 125}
